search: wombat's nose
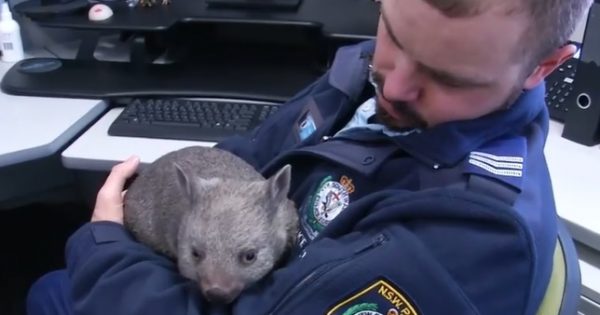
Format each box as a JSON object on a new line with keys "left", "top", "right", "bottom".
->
{"left": 204, "top": 288, "right": 238, "bottom": 304}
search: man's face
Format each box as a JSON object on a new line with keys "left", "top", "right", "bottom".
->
{"left": 371, "top": 0, "right": 531, "bottom": 129}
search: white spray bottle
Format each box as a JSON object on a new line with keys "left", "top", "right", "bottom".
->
{"left": 0, "top": 1, "right": 25, "bottom": 62}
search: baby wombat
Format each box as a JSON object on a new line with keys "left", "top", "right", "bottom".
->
{"left": 122, "top": 146, "right": 298, "bottom": 304}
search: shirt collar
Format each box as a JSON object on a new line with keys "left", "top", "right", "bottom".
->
{"left": 391, "top": 84, "right": 547, "bottom": 168}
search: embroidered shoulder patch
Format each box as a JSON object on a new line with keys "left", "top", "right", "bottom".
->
{"left": 327, "top": 278, "right": 420, "bottom": 315}
{"left": 464, "top": 136, "right": 527, "bottom": 191}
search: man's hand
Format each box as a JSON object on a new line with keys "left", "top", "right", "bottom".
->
{"left": 91, "top": 156, "right": 140, "bottom": 224}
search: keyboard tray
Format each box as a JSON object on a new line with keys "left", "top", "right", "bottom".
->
{"left": 1, "top": 58, "right": 320, "bottom": 102}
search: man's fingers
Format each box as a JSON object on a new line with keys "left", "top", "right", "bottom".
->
{"left": 102, "top": 156, "right": 140, "bottom": 198}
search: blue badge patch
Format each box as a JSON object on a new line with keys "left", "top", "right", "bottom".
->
{"left": 294, "top": 98, "right": 324, "bottom": 142}
{"left": 327, "top": 278, "right": 420, "bottom": 315}
{"left": 298, "top": 113, "right": 317, "bottom": 141}
{"left": 465, "top": 136, "right": 527, "bottom": 191}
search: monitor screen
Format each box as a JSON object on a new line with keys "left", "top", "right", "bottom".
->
{"left": 580, "top": 1, "right": 600, "bottom": 64}
{"left": 206, "top": 0, "right": 302, "bottom": 10}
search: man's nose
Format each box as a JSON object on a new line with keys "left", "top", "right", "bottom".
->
{"left": 382, "top": 58, "right": 421, "bottom": 102}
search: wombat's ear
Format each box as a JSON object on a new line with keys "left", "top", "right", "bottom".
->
{"left": 174, "top": 162, "right": 195, "bottom": 203}
{"left": 267, "top": 164, "right": 292, "bottom": 201}
{"left": 174, "top": 162, "right": 220, "bottom": 206}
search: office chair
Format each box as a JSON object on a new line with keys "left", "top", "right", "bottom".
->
{"left": 536, "top": 220, "right": 582, "bottom": 315}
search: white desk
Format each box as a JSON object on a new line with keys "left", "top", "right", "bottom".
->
{"left": 0, "top": 61, "right": 107, "bottom": 167}
{"left": 61, "top": 108, "right": 215, "bottom": 171}
{"left": 0, "top": 59, "right": 109, "bottom": 206}
{"left": 544, "top": 121, "right": 600, "bottom": 305}
{"left": 545, "top": 121, "right": 600, "bottom": 251}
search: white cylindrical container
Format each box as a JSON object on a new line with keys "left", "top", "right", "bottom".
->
{"left": 0, "top": 2, "right": 25, "bottom": 62}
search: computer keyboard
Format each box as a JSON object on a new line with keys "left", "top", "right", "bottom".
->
{"left": 545, "top": 57, "right": 578, "bottom": 122}
{"left": 108, "top": 98, "right": 281, "bottom": 142}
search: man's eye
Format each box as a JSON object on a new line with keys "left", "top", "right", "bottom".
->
{"left": 432, "top": 75, "right": 468, "bottom": 89}
{"left": 439, "top": 79, "right": 467, "bottom": 88}
{"left": 424, "top": 68, "right": 468, "bottom": 89}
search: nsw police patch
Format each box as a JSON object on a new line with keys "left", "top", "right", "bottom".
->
{"left": 327, "top": 278, "right": 420, "bottom": 315}
{"left": 301, "top": 176, "right": 352, "bottom": 238}
{"left": 313, "top": 179, "right": 350, "bottom": 226}
{"left": 297, "top": 175, "right": 355, "bottom": 248}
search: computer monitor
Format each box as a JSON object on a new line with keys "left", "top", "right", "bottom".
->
{"left": 579, "top": 0, "right": 600, "bottom": 65}
{"left": 561, "top": 0, "right": 600, "bottom": 146}
{"left": 206, "top": 0, "right": 302, "bottom": 10}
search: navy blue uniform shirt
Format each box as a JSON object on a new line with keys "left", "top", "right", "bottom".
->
{"left": 65, "top": 40, "right": 558, "bottom": 315}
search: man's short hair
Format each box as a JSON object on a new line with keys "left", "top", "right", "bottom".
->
{"left": 422, "top": 0, "right": 594, "bottom": 68}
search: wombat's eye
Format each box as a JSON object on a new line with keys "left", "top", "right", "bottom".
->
{"left": 191, "top": 249, "right": 204, "bottom": 261}
{"left": 239, "top": 249, "right": 257, "bottom": 265}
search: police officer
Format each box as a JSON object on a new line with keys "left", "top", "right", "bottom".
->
{"left": 27, "top": 0, "right": 592, "bottom": 314}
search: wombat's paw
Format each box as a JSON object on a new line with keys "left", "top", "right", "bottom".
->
{"left": 161, "top": 0, "right": 171, "bottom": 5}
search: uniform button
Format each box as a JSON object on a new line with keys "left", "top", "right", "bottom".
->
{"left": 362, "top": 155, "right": 375, "bottom": 165}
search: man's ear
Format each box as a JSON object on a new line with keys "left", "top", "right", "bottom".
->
{"left": 523, "top": 44, "right": 578, "bottom": 90}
